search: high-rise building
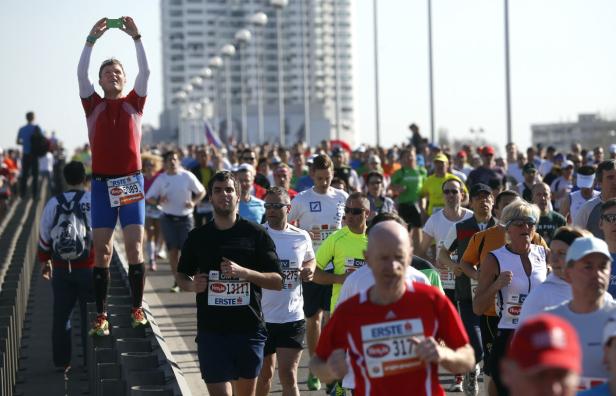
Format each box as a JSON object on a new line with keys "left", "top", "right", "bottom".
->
{"left": 159, "top": 0, "right": 355, "bottom": 147}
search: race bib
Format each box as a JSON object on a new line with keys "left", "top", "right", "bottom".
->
{"left": 207, "top": 270, "right": 250, "bottom": 306}
{"left": 280, "top": 259, "right": 300, "bottom": 290}
{"left": 344, "top": 258, "right": 366, "bottom": 274}
{"left": 107, "top": 175, "right": 144, "bottom": 208}
{"left": 578, "top": 377, "right": 607, "bottom": 390}
{"left": 361, "top": 319, "right": 425, "bottom": 378}
{"left": 502, "top": 293, "right": 527, "bottom": 327}
{"left": 439, "top": 269, "right": 455, "bottom": 290}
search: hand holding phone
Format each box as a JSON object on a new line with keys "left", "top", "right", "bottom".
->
{"left": 107, "top": 18, "right": 123, "bottom": 29}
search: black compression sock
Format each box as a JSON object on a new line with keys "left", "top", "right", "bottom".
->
{"left": 128, "top": 263, "right": 146, "bottom": 309}
{"left": 93, "top": 267, "right": 110, "bottom": 314}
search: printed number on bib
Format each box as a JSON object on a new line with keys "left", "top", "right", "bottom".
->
{"left": 439, "top": 269, "right": 455, "bottom": 290}
{"left": 361, "top": 319, "right": 425, "bottom": 378}
{"left": 280, "top": 259, "right": 300, "bottom": 290}
{"left": 207, "top": 270, "right": 250, "bottom": 306}
{"left": 345, "top": 258, "right": 366, "bottom": 274}
{"left": 107, "top": 175, "right": 144, "bottom": 207}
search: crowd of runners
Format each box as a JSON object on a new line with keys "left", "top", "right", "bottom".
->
{"left": 2, "top": 15, "right": 616, "bottom": 396}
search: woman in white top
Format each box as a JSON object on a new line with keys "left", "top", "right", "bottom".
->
{"left": 473, "top": 200, "right": 548, "bottom": 396}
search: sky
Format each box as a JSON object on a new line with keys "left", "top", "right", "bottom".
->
{"left": 1, "top": 0, "right": 615, "bottom": 157}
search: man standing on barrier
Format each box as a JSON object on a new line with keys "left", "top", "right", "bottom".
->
{"left": 78, "top": 17, "right": 150, "bottom": 335}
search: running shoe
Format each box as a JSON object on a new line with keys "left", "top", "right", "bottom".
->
{"left": 307, "top": 372, "right": 321, "bottom": 391}
{"left": 170, "top": 283, "right": 180, "bottom": 293}
{"left": 330, "top": 382, "right": 346, "bottom": 396}
{"left": 89, "top": 314, "right": 110, "bottom": 336}
{"left": 131, "top": 307, "right": 148, "bottom": 328}
{"left": 463, "top": 364, "right": 480, "bottom": 396}
{"left": 448, "top": 374, "right": 464, "bottom": 392}
{"left": 149, "top": 260, "right": 157, "bottom": 272}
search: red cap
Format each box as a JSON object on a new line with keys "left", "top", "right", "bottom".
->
{"left": 456, "top": 150, "right": 467, "bottom": 158}
{"left": 507, "top": 314, "right": 581, "bottom": 374}
{"left": 481, "top": 146, "right": 495, "bottom": 156}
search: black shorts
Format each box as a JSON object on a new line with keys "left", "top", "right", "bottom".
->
{"left": 302, "top": 281, "right": 332, "bottom": 318}
{"left": 264, "top": 320, "right": 306, "bottom": 356}
{"left": 487, "top": 329, "right": 514, "bottom": 395}
{"left": 397, "top": 202, "right": 422, "bottom": 228}
{"left": 479, "top": 315, "right": 500, "bottom": 376}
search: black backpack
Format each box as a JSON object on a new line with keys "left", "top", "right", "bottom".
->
{"left": 49, "top": 191, "right": 92, "bottom": 262}
{"left": 30, "top": 126, "right": 49, "bottom": 157}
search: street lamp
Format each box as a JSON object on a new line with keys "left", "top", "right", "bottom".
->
{"left": 270, "top": 0, "right": 289, "bottom": 146}
{"left": 208, "top": 56, "right": 224, "bottom": 135}
{"left": 235, "top": 28, "right": 252, "bottom": 144}
{"left": 221, "top": 44, "right": 236, "bottom": 143}
{"left": 504, "top": 0, "right": 512, "bottom": 144}
{"left": 427, "top": 0, "right": 435, "bottom": 144}
{"left": 249, "top": 12, "right": 268, "bottom": 144}
{"left": 373, "top": 0, "right": 381, "bottom": 147}
{"left": 299, "top": 0, "right": 311, "bottom": 146}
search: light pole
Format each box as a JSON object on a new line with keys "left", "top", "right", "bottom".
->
{"left": 270, "top": 0, "right": 289, "bottom": 146}
{"left": 504, "top": 0, "right": 512, "bottom": 144}
{"left": 235, "top": 29, "right": 252, "bottom": 144}
{"left": 249, "top": 12, "right": 268, "bottom": 144}
{"left": 221, "top": 44, "right": 236, "bottom": 143}
{"left": 373, "top": 0, "right": 381, "bottom": 147}
{"left": 299, "top": 0, "right": 311, "bottom": 146}
{"left": 190, "top": 76, "right": 204, "bottom": 144}
{"left": 427, "top": 0, "right": 435, "bottom": 144}
{"left": 208, "top": 56, "right": 224, "bottom": 134}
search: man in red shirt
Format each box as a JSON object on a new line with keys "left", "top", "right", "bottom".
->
{"left": 78, "top": 17, "right": 150, "bottom": 335}
{"left": 310, "top": 221, "right": 474, "bottom": 396}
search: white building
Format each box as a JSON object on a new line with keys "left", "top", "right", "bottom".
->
{"left": 159, "top": 0, "right": 355, "bottom": 147}
{"left": 531, "top": 113, "right": 616, "bottom": 153}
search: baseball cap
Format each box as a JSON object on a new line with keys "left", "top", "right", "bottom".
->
{"left": 554, "top": 153, "right": 565, "bottom": 162}
{"left": 565, "top": 236, "right": 612, "bottom": 263}
{"left": 610, "top": 144, "right": 616, "bottom": 155}
{"left": 481, "top": 146, "right": 495, "bottom": 156}
{"left": 456, "top": 150, "right": 467, "bottom": 158}
{"left": 507, "top": 314, "right": 581, "bottom": 374}
{"left": 469, "top": 183, "right": 492, "bottom": 198}
{"left": 235, "top": 163, "right": 255, "bottom": 174}
{"left": 562, "top": 159, "right": 574, "bottom": 169}
{"left": 523, "top": 163, "right": 537, "bottom": 173}
{"left": 433, "top": 153, "right": 449, "bottom": 163}
{"left": 331, "top": 147, "right": 344, "bottom": 157}
{"left": 576, "top": 173, "right": 595, "bottom": 189}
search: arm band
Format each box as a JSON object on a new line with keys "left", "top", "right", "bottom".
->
{"left": 132, "top": 34, "right": 142, "bottom": 41}
{"left": 86, "top": 35, "right": 97, "bottom": 44}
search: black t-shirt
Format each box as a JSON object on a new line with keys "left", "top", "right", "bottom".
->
{"left": 177, "top": 216, "right": 282, "bottom": 333}
{"left": 536, "top": 211, "right": 567, "bottom": 244}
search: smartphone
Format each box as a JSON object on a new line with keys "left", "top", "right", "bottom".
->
{"left": 107, "top": 18, "right": 123, "bottom": 29}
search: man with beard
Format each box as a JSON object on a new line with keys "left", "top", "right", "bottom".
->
{"left": 176, "top": 171, "right": 283, "bottom": 396}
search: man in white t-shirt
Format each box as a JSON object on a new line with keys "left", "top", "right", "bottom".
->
{"left": 146, "top": 150, "right": 205, "bottom": 292}
{"left": 418, "top": 178, "right": 473, "bottom": 300}
{"left": 257, "top": 187, "right": 316, "bottom": 396}
{"left": 288, "top": 154, "right": 348, "bottom": 391}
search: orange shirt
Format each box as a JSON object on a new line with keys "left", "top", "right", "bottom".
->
{"left": 462, "top": 225, "right": 548, "bottom": 316}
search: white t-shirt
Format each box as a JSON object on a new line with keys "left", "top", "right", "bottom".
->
{"left": 423, "top": 208, "right": 473, "bottom": 251}
{"left": 288, "top": 187, "right": 348, "bottom": 250}
{"left": 262, "top": 224, "right": 315, "bottom": 323}
{"left": 507, "top": 163, "right": 523, "bottom": 184}
{"left": 39, "top": 152, "right": 54, "bottom": 173}
{"left": 336, "top": 264, "right": 430, "bottom": 389}
{"left": 145, "top": 169, "right": 205, "bottom": 216}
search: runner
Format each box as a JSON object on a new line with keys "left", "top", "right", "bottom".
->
{"left": 236, "top": 164, "right": 266, "bottom": 224}
{"left": 176, "top": 171, "right": 283, "bottom": 396}
{"left": 532, "top": 183, "right": 566, "bottom": 244}
{"left": 310, "top": 221, "right": 475, "bottom": 396}
{"left": 559, "top": 165, "right": 599, "bottom": 223}
{"left": 288, "top": 154, "right": 348, "bottom": 391}
{"left": 142, "top": 153, "right": 162, "bottom": 271}
{"left": 575, "top": 160, "right": 616, "bottom": 238}
{"left": 78, "top": 17, "right": 151, "bottom": 334}
{"left": 256, "top": 187, "right": 316, "bottom": 396}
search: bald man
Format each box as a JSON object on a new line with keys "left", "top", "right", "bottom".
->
{"left": 310, "top": 221, "right": 474, "bottom": 396}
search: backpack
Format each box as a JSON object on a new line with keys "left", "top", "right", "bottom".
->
{"left": 49, "top": 191, "right": 92, "bottom": 261}
{"left": 30, "top": 126, "right": 50, "bottom": 157}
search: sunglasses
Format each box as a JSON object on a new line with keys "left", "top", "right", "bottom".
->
{"left": 344, "top": 207, "right": 365, "bottom": 215}
{"left": 602, "top": 214, "right": 616, "bottom": 224}
{"left": 264, "top": 203, "right": 289, "bottom": 210}
{"left": 443, "top": 189, "right": 460, "bottom": 195}
{"left": 243, "top": 156, "right": 256, "bottom": 161}
{"left": 509, "top": 220, "right": 536, "bottom": 227}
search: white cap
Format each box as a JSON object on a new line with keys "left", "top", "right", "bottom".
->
{"left": 576, "top": 173, "right": 595, "bottom": 189}
{"left": 562, "top": 160, "right": 574, "bottom": 169}
{"left": 565, "top": 236, "right": 612, "bottom": 263}
{"left": 235, "top": 163, "right": 255, "bottom": 174}
{"left": 610, "top": 144, "right": 616, "bottom": 155}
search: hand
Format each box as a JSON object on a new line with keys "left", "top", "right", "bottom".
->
{"left": 220, "top": 257, "right": 247, "bottom": 279}
{"left": 89, "top": 18, "right": 108, "bottom": 39}
{"left": 185, "top": 200, "right": 195, "bottom": 209}
{"left": 41, "top": 262, "right": 52, "bottom": 280}
{"left": 120, "top": 16, "right": 139, "bottom": 37}
{"left": 308, "top": 230, "right": 321, "bottom": 241}
{"left": 300, "top": 266, "right": 314, "bottom": 282}
{"left": 193, "top": 272, "right": 208, "bottom": 293}
{"left": 326, "top": 349, "right": 348, "bottom": 379}
{"left": 411, "top": 336, "right": 444, "bottom": 364}
{"left": 453, "top": 265, "right": 464, "bottom": 277}
{"left": 494, "top": 271, "right": 513, "bottom": 290}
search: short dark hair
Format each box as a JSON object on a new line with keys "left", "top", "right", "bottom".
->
{"left": 265, "top": 186, "right": 290, "bottom": 203}
{"left": 26, "top": 112, "right": 34, "bottom": 122}
{"left": 366, "top": 171, "right": 384, "bottom": 183}
{"left": 577, "top": 165, "right": 596, "bottom": 176}
{"left": 367, "top": 212, "right": 408, "bottom": 235}
{"left": 441, "top": 178, "right": 463, "bottom": 192}
{"left": 98, "top": 58, "right": 125, "bottom": 78}
{"left": 310, "top": 154, "right": 333, "bottom": 172}
{"left": 601, "top": 198, "right": 616, "bottom": 215}
{"left": 162, "top": 150, "right": 177, "bottom": 162}
{"left": 63, "top": 161, "right": 86, "bottom": 186}
{"left": 597, "top": 160, "right": 616, "bottom": 183}
{"left": 207, "top": 171, "right": 240, "bottom": 197}
{"left": 495, "top": 190, "right": 519, "bottom": 209}
{"left": 347, "top": 192, "right": 370, "bottom": 210}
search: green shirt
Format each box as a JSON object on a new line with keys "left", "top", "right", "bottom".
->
{"left": 420, "top": 268, "right": 444, "bottom": 294}
{"left": 391, "top": 167, "right": 427, "bottom": 204}
{"left": 316, "top": 226, "right": 368, "bottom": 312}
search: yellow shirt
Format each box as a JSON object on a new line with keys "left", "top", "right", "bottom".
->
{"left": 420, "top": 173, "right": 466, "bottom": 216}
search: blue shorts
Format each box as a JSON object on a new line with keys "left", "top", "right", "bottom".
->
{"left": 196, "top": 328, "right": 267, "bottom": 383}
{"left": 91, "top": 174, "right": 145, "bottom": 229}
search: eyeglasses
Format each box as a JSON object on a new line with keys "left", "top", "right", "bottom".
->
{"left": 509, "top": 220, "right": 536, "bottom": 227}
{"left": 344, "top": 207, "right": 365, "bottom": 215}
{"left": 264, "top": 203, "right": 289, "bottom": 210}
{"left": 242, "top": 156, "right": 256, "bottom": 161}
{"left": 443, "top": 189, "right": 460, "bottom": 195}
{"left": 602, "top": 214, "right": 616, "bottom": 224}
